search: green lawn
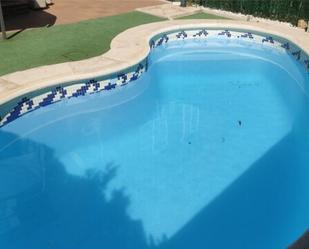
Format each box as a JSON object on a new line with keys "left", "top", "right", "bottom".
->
{"left": 177, "top": 12, "right": 230, "bottom": 20}
{"left": 0, "top": 11, "right": 165, "bottom": 76}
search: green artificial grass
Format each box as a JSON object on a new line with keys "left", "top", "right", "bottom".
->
{"left": 177, "top": 12, "right": 230, "bottom": 20}
{"left": 0, "top": 11, "right": 165, "bottom": 76}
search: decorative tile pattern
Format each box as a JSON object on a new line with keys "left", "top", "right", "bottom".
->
{"left": 1, "top": 28, "right": 309, "bottom": 128}
{"left": 176, "top": 30, "right": 188, "bottom": 39}
{"left": 0, "top": 62, "right": 146, "bottom": 127}
{"left": 156, "top": 34, "right": 169, "bottom": 47}
{"left": 281, "top": 42, "right": 290, "bottom": 50}
{"left": 150, "top": 29, "right": 309, "bottom": 75}
{"left": 262, "top": 36, "right": 274, "bottom": 44}
{"left": 240, "top": 32, "right": 254, "bottom": 39}
{"left": 218, "top": 30, "right": 232, "bottom": 37}
{"left": 193, "top": 29, "right": 208, "bottom": 37}
{"left": 292, "top": 50, "right": 301, "bottom": 60}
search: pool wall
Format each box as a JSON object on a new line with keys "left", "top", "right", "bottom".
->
{"left": 0, "top": 26, "right": 309, "bottom": 127}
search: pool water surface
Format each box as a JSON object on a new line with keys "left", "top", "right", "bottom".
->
{"left": 1, "top": 37, "right": 309, "bottom": 249}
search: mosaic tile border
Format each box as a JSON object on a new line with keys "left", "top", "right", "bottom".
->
{"left": 0, "top": 61, "right": 147, "bottom": 127}
{"left": 1, "top": 28, "right": 309, "bottom": 128}
{"left": 150, "top": 29, "right": 309, "bottom": 73}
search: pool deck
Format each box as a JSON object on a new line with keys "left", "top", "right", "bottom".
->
{"left": 0, "top": 19, "right": 309, "bottom": 105}
{"left": 4, "top": 0, "right": 165, "bottom": 30}
{"left": 136, "top": 3, "right": 202, "bottom": 20}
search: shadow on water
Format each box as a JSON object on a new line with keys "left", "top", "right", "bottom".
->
{"left": 0, "top": 130, "right": 149, "bottom": 249}
{"left": 1, "top": 124, "right": 309, "bottom": 248}
{"left": 158, "top": 131, "right": 309, "bottom": 249}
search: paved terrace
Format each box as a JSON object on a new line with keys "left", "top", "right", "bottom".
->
{"left": 4, "top": 0, "right": 164, "bottom": 30}
{"left": 0, "top": 19, "right": 309, "bottom": 106}
{"left": 137, "top": 3, "right": 202, "bottom": 20}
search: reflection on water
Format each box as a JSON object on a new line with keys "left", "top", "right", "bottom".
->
{"left": 0, "top": 135, "right": 149, "bottom": 249}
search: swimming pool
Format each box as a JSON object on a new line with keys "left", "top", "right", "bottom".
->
{"left": 1, "top": 29, "right": 309, "bottom": 249}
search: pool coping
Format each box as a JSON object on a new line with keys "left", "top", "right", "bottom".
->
{"left": 1, "top": 19, "right": 309, "bottom": 106}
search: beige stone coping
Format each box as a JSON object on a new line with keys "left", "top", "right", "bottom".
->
{"left": 1, "top": 19, "right": 309, "bottom": 106}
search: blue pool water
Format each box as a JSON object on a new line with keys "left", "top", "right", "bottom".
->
{"left": 1, "top": 37, "right": 309, "bottom": 249}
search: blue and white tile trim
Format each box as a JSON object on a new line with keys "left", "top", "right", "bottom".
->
{"left": 150, "top": 29, "right": 309, "bottom": 73}
{"left": 1, "top": 28, "right": 309, "bottom": 128}
{"left": 0, "top": 61, "right": 146, "bottom": 127}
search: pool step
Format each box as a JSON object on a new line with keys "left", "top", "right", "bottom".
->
{"left": 288, "top": 229, "right": 309, "bottom": 249}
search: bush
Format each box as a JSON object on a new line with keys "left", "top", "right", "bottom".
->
{"left": 195, "top": 0, "right": 309, "bottom": 25}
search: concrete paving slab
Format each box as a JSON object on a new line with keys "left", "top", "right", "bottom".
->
{"left": 137, "top": 3, "right": 202, "bottom": 20}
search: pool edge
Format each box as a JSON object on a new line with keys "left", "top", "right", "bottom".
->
{"left": 1, "top": 20, "right": 309, "bottom": 126}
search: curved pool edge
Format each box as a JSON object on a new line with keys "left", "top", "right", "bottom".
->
{"left": 0, "top": 19, "right": 309, "bottom": 127}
